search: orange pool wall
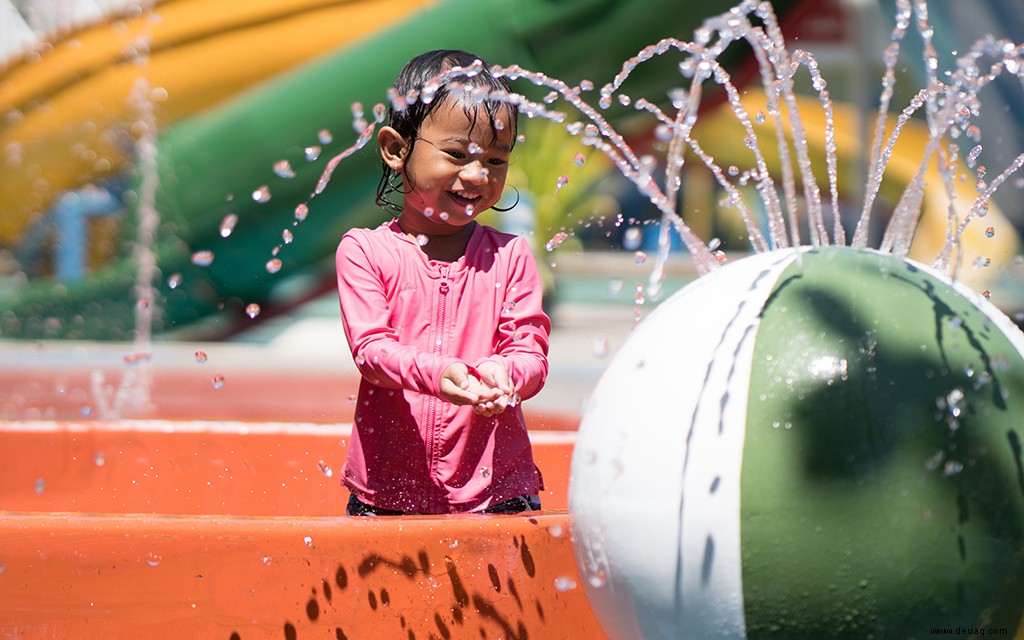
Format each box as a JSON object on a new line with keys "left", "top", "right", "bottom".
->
{"left": 0, "top": 367, "right": 604, "bottom": 639}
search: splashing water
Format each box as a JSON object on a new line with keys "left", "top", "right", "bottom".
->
{"left": 259, "top": 0, "right": 1022, "bottom": 305}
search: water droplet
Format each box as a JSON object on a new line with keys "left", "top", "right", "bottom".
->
{"left": 464, "top": 204, "right": 475, "bottom": 217}
{"left": 545, "top": 232, "right": 569, "bottom": 252}
{"left": 502, "top": 300, "right": 517, "bottom": 313}
{"left": 468, "top": 142, "right": 484, "bottom": 155}
{"left": 985, "top": 226, "right": 995, "bottom": 238}
{"left": 355, "top": 354, "right": 366, "bottom": 366}
{"left": 194, "top": 350, "right": 208, "bottom": 364}
{"left": 634, "top": 283, "right": 646, "bottom": 305}
{"left": 272, "top": 160, "right": 295, "bottom": 179}
{"left": 512, "top": 331, "right": 525, "bottom": 342}
{"left": 423, "top": 207, "right": 434, "bottom": 218}
{"left": 245, "top": 303, "right": 261, "bottom": 319}
{"left": 282, "top": 229, "right": 294, "bottom": 244}
{"left": 294, "top": 203, "right": 309, "bottom": 222}
{"left": 416, "top": 234, "right": 428, "bottom": 246}
{"left": 608, "top": 279, "right": 624, "bottom": 296}
{"left": 439, "top": 211, "right": 450, "bottom": 221}
{"left": 265, "top": 258, "right": 282, "bottom": 274}
{"left": 304, "top": 146, "right": 321, "bottom": 161}
{"left": 317, "top": 460, "right": 333, "bottom": 478}
{"left": 573, "top": 152, "right": 586, "bottom": 167}
{"left": 547, "top": 524, "right": 564, "bottom": 538}
{"left": 219, "top": 214, "right": 238, "bottom": 238}
{"left": 123, "top": 352, "right": 151, "bottom": 365}
{"left": 318, "top": 129, "right": 333, "bottom": 144}
{"left": 982, "top": 289, "right": 992, "bottom": 299}
{"left": 946, "top": 388, "right": 965, "bottom": 418}
{"left": 967, "top": 145, "right": 983, "bottom": 167}
{"left": 262, "top": 556, "right": 272, "bottom": 566}
{"left": 251, "top": 186, "right": 271, "bottom": 203}
{"left": 145, "top": 552, "right": 161, "bottom": 567}
{"left": 167, "top": 273, "right": 182, "bottom": 289}
{"left": 212, "top": 374, "right": 225, "bottom": 389}
{"left": 93, "top": 451, "right": 106, "bottom": 467}
{"left": 554, "top": 175, "right": 569, "bottom": 195}
{"left": 942, "top": 460, "right": 964, "bottom": 477}
{"left": 755, "top": 110, "right": 766, "bottom": 124}
{"left": 634, "top": 251, "right": 647, "bottom": 265}
{"left": 479, "top": 466, "right": 491, "bottom": 478}
{"left": 304, "top": 536, "right": 314, "bottom": 548}
{"left": 34, "top": 478, "right": 45, "bottom": 494}
{"left": 554, "top": 577, "right": 577, "bottom": 592}
{"left": 191, "top": 251, "right": 214, "bottom": 267}
{"left": 622, "top": 227, "right": 642, "bottom": 250}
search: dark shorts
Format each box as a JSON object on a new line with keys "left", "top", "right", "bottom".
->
{"left": 346, "top": 493, "right": 541, "bottom": 516}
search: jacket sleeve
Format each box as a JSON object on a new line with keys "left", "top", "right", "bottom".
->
{"left": 475, "top": 235, "right": 551, "bottom": 401}
{"left": 336, "top": 232, "right": 457, "bottom": 397}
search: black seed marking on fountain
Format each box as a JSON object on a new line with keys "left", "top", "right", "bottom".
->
{"left": 506, "top": 576, "right": 522, "bottom": 609}
{"left": 519, "top": 536, "right": 535, "bottom": 577}
{"left": 359, "top": 552, "right": 424, "bottom": 578}
{"left": 472, "top": 594, "right": 530, "bottom": 640}
{"left": 701, "top": 534, "right": 715, "bottom": 587}
{"left": 487, "top": 563, "right": 502, "bottom": 592}
{"left": 434, "top": 611, "right": 452, "bottom": 639}
{"left": 445, "top": 555, "right": 469, "bottom": 607}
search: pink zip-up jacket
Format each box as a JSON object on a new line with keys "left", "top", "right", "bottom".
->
{"left": 335, "top": 219, "right": 550, "bottom": 513}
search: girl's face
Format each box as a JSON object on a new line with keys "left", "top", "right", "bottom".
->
{"left": 382, "top": 101, "right": 513, "bottom": 235}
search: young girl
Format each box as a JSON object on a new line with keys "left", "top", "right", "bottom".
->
{"left": 335, "top": 50, "right": 551, "bottom": 515}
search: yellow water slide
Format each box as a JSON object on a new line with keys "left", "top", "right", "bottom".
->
{"left": 0, "top": 0, "right": 427, "bottom": 243}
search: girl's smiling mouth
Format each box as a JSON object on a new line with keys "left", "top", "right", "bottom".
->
{"left": 449, "top": 190, "right": 483, "bottom": 206}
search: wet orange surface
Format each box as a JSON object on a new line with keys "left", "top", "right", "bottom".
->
{"left": 0, "top": 368, "right": 581, "bottom": 429}
{"left": 0, "top": 367, "right": 600, "bottom": 638}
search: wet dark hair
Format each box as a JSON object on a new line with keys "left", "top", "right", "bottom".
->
{"left": 375, "top": 49, "right": 518, "bottom": 213}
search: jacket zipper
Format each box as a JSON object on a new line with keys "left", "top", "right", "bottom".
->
{"left": 424, "top": 264, "right": 450, "bottom": 511}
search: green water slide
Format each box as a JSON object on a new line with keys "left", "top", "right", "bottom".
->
{"left": 0, "top": 0, "right": 798, "bottom": 340}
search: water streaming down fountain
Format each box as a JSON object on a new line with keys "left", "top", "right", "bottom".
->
{"left": 277, "top": 0, "right": 1020, "bottom": 307}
